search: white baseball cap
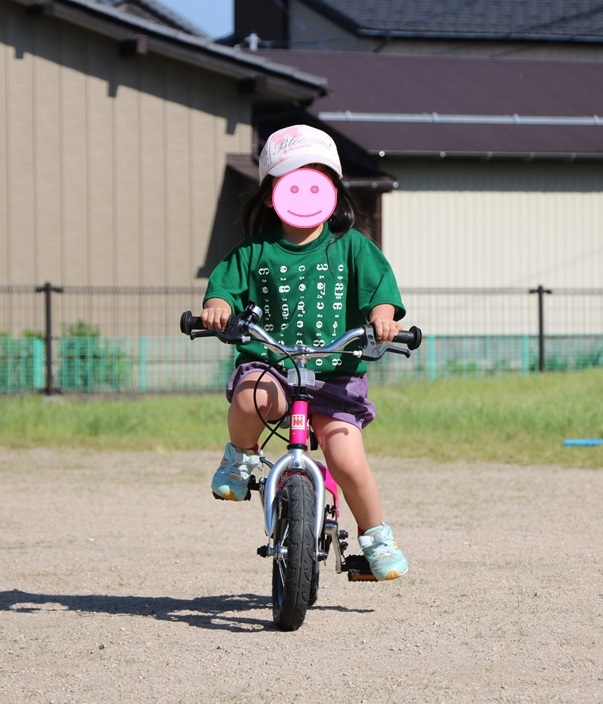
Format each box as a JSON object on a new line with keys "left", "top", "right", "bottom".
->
{"left": 258, "top": 124, "right": 343, "bottom": 183}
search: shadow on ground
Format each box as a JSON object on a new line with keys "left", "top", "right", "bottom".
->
{"left": 0, "top": 589, "right": 373, "bottom": 632}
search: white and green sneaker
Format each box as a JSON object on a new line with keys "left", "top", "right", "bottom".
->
{"left": 358, "top": 524, "right": 408, "bottom": 581}
{"left": 211, "top": 442, "right": 261, "bottom": 501}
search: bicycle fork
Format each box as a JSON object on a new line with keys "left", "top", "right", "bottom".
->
{"left": 260, "top": 449, "right": 325, "bottom": 555}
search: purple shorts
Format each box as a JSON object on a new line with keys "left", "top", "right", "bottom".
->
{"left": 225, "top": 361, "right": 376, "bottom": 430}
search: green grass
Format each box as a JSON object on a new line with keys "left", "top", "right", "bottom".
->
{"left": 363, "top": 369, "right": 602, "bottom": 468}
{"left": 1, "top": 369, "right": 601, "bottom": 468}
{"left": 0, "top": 394, "right": 228, "bottom": 452}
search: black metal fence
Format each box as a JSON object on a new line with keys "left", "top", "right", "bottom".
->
{"left": 1, "top": 283, "right": 601, "bottom": 394}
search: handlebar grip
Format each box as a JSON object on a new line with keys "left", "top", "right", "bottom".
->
{"left": 393, "top": 325, "right": 422, "bottom": 350}
{"left": 180, "top": 310, "right": 204, "bottom": 335}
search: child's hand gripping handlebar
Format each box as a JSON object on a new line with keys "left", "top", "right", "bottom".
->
{"left": 179, "top": 303, "right": 261, "bottom": 344}
{"left": 180, "top": 302, "right": 422, "bottom": 359}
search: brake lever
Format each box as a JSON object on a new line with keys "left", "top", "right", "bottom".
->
{"left": 188, "top": 303, "right": 261, "bottom": 344}
{"left": 359, "top": 324, "right": 412, "bottom": 361}
{"left": 359, "top": 325, "right": 387, "bottom": 361}
{"left": 214, "top": 313, "right": 250, "bottom": 344}
{"left": 383, "top": 345, "right": 411, "bottom": 358}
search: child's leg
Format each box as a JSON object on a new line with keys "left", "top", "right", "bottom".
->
{"left": 227, "top": 371, "right": 288, "bottom": 449}
{"left": 311, "top": 414, "right": 382, "bottom": 532}
{"left": 312, "top": 414, "right": 408, "bottom": 580}
{"left": 212, "top": 371, "right": 288, "bottom": 502}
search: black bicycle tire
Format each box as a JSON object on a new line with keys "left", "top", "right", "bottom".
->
{"left": 308, "top": 559, "right": 320, "bottom": 607}
{"left": 272, "top": 474, "right": 316, "bottom": 631}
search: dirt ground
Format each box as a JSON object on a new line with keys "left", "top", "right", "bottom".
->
{"left": 1, "top": 447, "right": 602, "bottom": 704}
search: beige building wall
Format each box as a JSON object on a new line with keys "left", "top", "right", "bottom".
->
{"left": 382, "top": 162, "right": 603, "bottom": 333}
{"left": 1, "top": 1, "right": 251, "bottom": 290}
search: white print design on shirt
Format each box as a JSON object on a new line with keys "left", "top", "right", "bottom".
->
{"left": 256, "top": 257, "right": 344, "bottom": 366}
{"left": 258, "top": 266, "right": 270, "bottom": 358}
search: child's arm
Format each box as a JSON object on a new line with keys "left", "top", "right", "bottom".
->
{"left": 369, "top": 304, "right": 403, "bottom": 342}
{"left": 201, "top": 297, "right": 232, "bottom": 331}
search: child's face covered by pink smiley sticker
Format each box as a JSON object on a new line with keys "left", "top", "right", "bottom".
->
{"left": 272, "top": 168, "right": 337, "bottom": 229}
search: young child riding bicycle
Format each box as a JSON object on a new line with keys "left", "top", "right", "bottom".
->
{"left": 200, "top": 124, "right": 408, "bottom": 581}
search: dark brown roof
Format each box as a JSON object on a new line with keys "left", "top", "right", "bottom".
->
{"left": 255, "top": 50, "right": 603, "bottom": 160}
{"left": 298, "top": 0, "right": 603, "bottom": 42}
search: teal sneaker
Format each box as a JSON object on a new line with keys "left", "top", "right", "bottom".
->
{"left": 211, "top": 442, "right": 261, "bottom": 501}
{"left": 358, "top": 524, "right": 408, "bottom": 581}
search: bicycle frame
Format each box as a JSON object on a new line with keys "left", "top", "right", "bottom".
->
{"left": 260, "top": 395, "right": 340, "bottom": 558}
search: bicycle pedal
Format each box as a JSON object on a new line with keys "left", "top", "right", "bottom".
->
{"left": 344, "top": 554, "right": 377, "bottom": 582}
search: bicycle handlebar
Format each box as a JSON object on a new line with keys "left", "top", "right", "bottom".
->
{"left": 180, "top": 303, "right": 422, "bottom": 361}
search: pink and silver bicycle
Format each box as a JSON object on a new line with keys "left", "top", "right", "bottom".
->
{"left": 180, "top": 303, "right": 422, "bottom": 631}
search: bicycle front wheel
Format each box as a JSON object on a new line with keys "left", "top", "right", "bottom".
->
{"left": 272, "top": 474, "right": 316, "bottom": 631}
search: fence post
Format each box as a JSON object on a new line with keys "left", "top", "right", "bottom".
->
{"left": 35, "top": 282, "right": 64, "bottom": 394}
{"left": 529, "top": 284, "right": 552, "bottom": 372}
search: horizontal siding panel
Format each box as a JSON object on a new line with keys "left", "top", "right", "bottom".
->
{"left": 5, "top": 13, "right": 36, "bottom": 284}
{"left": 164, "top": 63, "right": 193, "bottom": 287}
{"left": 0, "top": 23, "right": 8, "bottom": 285}
{"left": 2, "top": 4, "right": 253, "bottom": 291}
{"left": 87, "top": 40, "right": 116, "bottom": 287}
{"left": 33, "top": 29, "right": 62, "bottom": 284}
{"left": 61, "top": 35, "right": 90, "bottom": 286}
{"left": 384, "top": 163, "right": 603, "bottom": 290}
{"left": 113, "top": 65, "right": 141, "bottom": 286}
{"left": 139, "top": 57, "right": 167, "bottom": 289}
{"left": 384, "top": 163, "right": 603, "bottom": 333}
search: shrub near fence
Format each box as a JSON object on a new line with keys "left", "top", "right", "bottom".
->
{"left": 54, "top": 335, "right": 235, "bottom": 393}
{"left": 58, "top": 322, "right": 132, "bottom": 392}
{"left": 0, "top": 284, "right": 601, "bottom": 393}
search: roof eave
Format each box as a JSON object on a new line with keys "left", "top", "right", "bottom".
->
{"left": 13, "top": 0, "right": 327, "bottom": 102}
{"left": 373, "top": 150, "right": 603, "bottom": 162}
{"left": 356, "top": 28, "right": 603, "bottom": 44}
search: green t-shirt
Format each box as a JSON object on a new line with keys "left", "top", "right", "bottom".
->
{"left": 204, "top": 224, "right": 405, "bottom": 376}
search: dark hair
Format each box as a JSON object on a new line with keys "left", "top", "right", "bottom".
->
{"left": 241, "top": 168, "right": 364, "bottom": 239}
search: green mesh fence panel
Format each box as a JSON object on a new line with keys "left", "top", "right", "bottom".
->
{"left": 1, "top": 334, "right": 601, "bottom": 393}
{"left": 367, "top": 334, "right": 603, "bottom": 383}
{"left": 56, "top": 337, "right": 235, "bottom": 393}
{"left": 2, "top": 284, "right": 601, "bottom": 393}
{"left": 0, "top": 337, "right": 45, "bottom": 392}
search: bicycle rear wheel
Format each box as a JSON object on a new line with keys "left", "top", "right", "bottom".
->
{"left": 272, "top": 474, "right": 316, "bottom": 631}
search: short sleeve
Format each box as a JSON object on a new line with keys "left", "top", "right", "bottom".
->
{"left": 203, "top": 243, "right": 251, "bottom": 314}
{"left": 354, "top": 236, "right": 405, "bottom": 321}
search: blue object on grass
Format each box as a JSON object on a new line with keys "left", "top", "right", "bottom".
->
{"left": 563, "top": 439, "right": 603, "bottom": 447}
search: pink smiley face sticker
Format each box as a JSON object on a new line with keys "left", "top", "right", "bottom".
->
{"left": 272, "top": 168, "right": 337, "bottom": 229}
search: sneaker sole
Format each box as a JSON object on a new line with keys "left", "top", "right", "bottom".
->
{"left": 349, "top": 567, "right": 408, "bottom": 582}
{"left": 380, "top": 566, "right": 408, "bottom": 580}
{"left": 346, "top": 554, "right": 408, "bottom": 582}
{"left": 212, "top": 487, "right": 252, "bottom": 501}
